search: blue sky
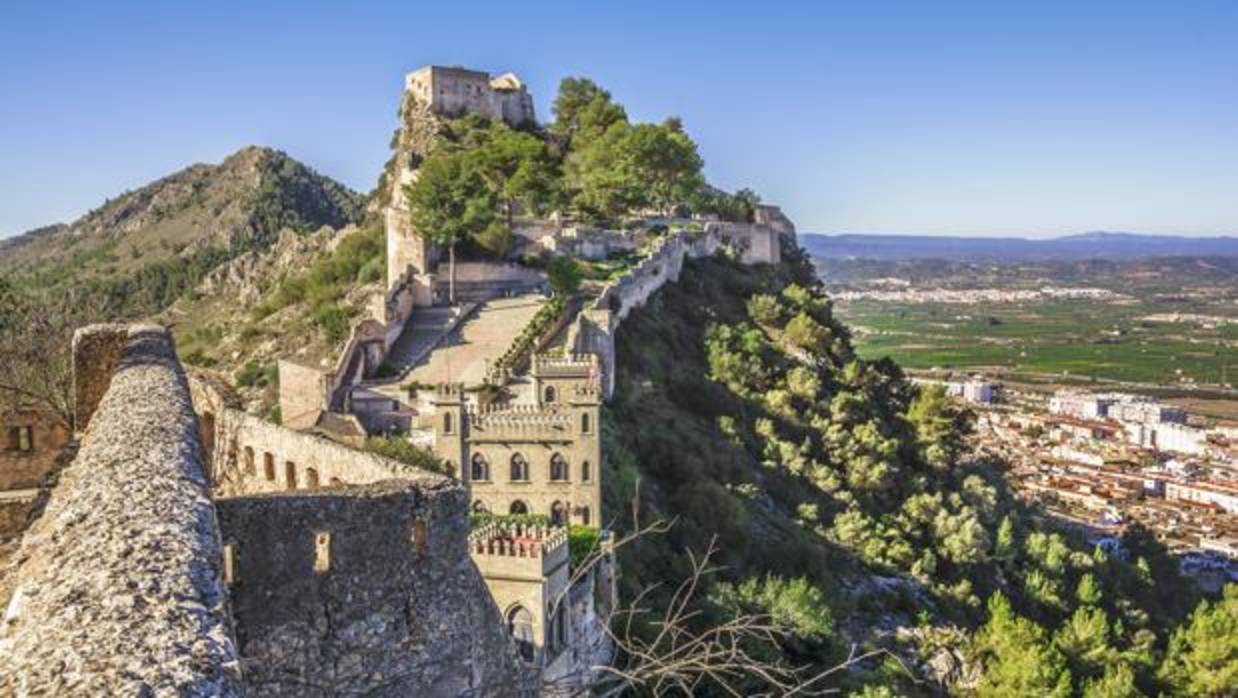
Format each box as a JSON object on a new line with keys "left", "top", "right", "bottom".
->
{"left": 2, "top": 1, "right": 1236, "bottom": 238}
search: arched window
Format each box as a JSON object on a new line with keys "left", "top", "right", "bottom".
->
{"left": 580, "top": 460, "right": 591, "bottom": 482}
{"left": 579, "top": 506, "right": 591, "bottom": 526}
{"left": 510, "top": 500, "right": 529, "bottom": 515}
{"left": 263, "top": 453, "right": 275, "bottom": 481}
{"left": 306, "top": 468, "right": 320, "bottom": 490}
{"left": 471, "top": 453, "right": 490, "bottom": 481}
{"left": 550, "top": 501, "right": 567, "bottom": 526}
{"left": 244, "top": 447, "right": 255, "bottom": 476}
{"left": 285, "top": 461, "right": 298, "bottom": 490}
{"left": 472, "top": 500, "right": 489, "bottom": 513}
{"left": 506, "top": 605, "right": 535, "bottom": 662}
{"left": 510, "top": 453, "right": 529, "bottom": 482}
{"left": 442, "top": 411, "right": 454, "bottom": 434}
{"left": 550, "top": 453, "right": 568, "bottom": 482}
{"left": 581, "top": 412, "right": 591, "bottom": 434}
{"left": 543, "top": 385, "right": 557, "bottom": 404}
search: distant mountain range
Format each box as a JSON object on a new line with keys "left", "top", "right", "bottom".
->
{"left": 800, "top": 231, "right": 1238, "bottom": 262}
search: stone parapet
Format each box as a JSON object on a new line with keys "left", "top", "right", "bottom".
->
{"left": 0, "top": 325, "right": 242, "bottom": 696}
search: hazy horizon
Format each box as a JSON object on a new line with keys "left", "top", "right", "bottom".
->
{"left": 3, "top": 1, "right": 1237, "bottom": 239}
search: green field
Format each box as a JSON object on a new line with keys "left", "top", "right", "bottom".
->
{"left": 836, "top": 298, "right": 1238, "bottom": 387}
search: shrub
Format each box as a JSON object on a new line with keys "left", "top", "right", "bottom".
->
{"left": 363, "top": 435, "right": 451, "bottom": 476}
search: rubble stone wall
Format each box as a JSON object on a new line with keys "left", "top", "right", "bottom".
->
{"left": 216, "top": 481, "right": 532, "bottom": 697}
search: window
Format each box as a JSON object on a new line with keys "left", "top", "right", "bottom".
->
{"left": 549, "top": 453, "right": 568, "bottom": 482}
{"left": 581, "top": 412, "right": 591, "bottom": 434}
{"left": 581, "top": 460, "right": 591, "bottom": 482}
{"left": 285, "top": 461, "right": 298, "bottom": 490}
{"left": 579, "top": 505, "right": 591, "bottom": 526}
{"left": 471, "top": 453, "right": 490, "bottom": 481}
{"left": 472, "top": 500, "right": 489, "bottom": 513}
{"left": 244, "top": 447, "right": 255, "bottom": 476}
{"left": 313, "top": 531, "right": 331, "bottom": 574}
{"left": 510, "top": 500, "right": 529, "bottom": 515}
{"left": 543, "top": 385, "right": 557, "bottom": 404}
{"left": 7, "top": 426, "right": 33, "bottom": 452}
{"left": 510, "top": 453, "right": 529, "bottom": 482}
{"left": 263, "top": 453, "right": 275, "bottom": 481}
{"left": 442, "top": 411, "right": 454, "bottom": 434}
{"left": 306, "top": 468, "right": 320, "bottom": 490}
{"left": 507, "top": 605, "right": 535, "bottom": 662}
{"left": 550, "top": 501, "right": 567, "bottom": 526}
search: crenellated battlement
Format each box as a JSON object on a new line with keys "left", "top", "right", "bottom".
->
{"left": 469, "top": 522, "right": 570, "bottom": 576}
{"left": 435, "top": 382, "right": 465, "bottom": 402}
{"left": 532, "top": 353, "right": 599, "bottom": 378}
{"left": 468, "top": 406, "right": 575, "bottom": 441}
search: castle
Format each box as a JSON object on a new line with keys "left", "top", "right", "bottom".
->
{"left": 0, "top": 64, "right": 795, "bottom": 696}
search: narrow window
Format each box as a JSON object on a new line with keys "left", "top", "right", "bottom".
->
{"left": 16, "top": 426, "right": 33, "bottom": 451}
{"left": 581, "top": 412, "right": 591, "bottom": 434}
{"left": 443, "top": 411, "right": 454, "bottom": 434}
{"left": 286, "top": 461, "right": 298, "bottom": 490}
{"left": 306, "top": 467, "right": 320, "bottom": 489}
{"left": 412, "top": 519, "right": 428, "bottom": 558}
{"left": 510, "top": 453, "right": 528, "bottom": 482}
{"left": 244, "top": 447, "right": 255, "bottom": 476}
{"left": 263, "top": 453, "right": 275, "bottom": 481}
{"left": 222, "top": 543, "right": 235, "bottom": 585}
{"left": 544, "top": 385, "right": 557, "bottom": 404}
{"left": 550, "top": 453, "right": 568, "bottom": 482}
{"left": 471, "top": 453, "right": 490, "bottom": 481}
{"left": 581, "top": 460, "right": 591, "bottom": 482}
{"left": 580, "top": 506, "right": 591, "bottom": 526}
{"left": 313, "top": 531, "right": 331, "bottom": 574}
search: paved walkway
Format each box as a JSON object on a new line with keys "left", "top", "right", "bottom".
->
{"left": 383, "top": 306, "right": 467, "bottom": 377}
{"left": 394, "top": 295, "right": 547, "bottom": 389}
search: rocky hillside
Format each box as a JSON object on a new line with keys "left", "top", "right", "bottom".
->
{"left": 0, "top": 146, "right": 365, "bottom": 317}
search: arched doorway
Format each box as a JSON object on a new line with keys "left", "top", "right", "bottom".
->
{"left": 550, "top": 501, "right": 567, "bottom": 526}
{"left": 506, "top": 605, "right": 535, "bottom": 662}
{"left": 510, "top": 500, "right": 529, "bottom": 515}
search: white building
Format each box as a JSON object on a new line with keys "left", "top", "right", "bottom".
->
{"left": 1166, "top": 481, "right": 1238, "bottom": 513}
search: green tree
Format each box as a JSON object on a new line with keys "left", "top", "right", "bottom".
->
{"left": 406, "top": 150, "right": 496, "bottom": 303}
{"left": 550, "top": 77, "right": 628, "bottom": 148}
{"left": 907, "top": 383, "right": 972, "bottom": 470}
{"left": 546, "top": 256, "right": 582, "bottom": 297}
{"left": 1159, "top": 584, "right": 1238, "bottom": 697}
{"left": 974, "top": 593, "right": 1073, "bottom": 698}
{"left": 1077, "top": 573, "right": 1103, "bottom": 606}
{"left": 613, "top": 120, "right": 705, "bottom": 214}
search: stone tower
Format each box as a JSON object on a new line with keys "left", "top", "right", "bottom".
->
{"left": 383, "top": 65, "right": 536, "bottom": 292}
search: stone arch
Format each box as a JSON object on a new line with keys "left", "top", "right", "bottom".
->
{"left": 509, "top": 500, "right": 529, "bottom": 515}
{"left": 471, "top": 452, "right": 490, "bottom": 481}
{"left": 263, "top": 452, "right": 275, "bottom": 481}
{"left": 285, "top": 461, "right": 298, "bottom": 490}
{"left": 550, "top": 500, "right": 567, "bottom": 526}
{"left": 510, "top": 452, "right": 529, "bottom": 482}
{"left": 244, "top": 446, "right": 256, "bottom": 476}
{"left": 306, "top": 467, "right": 320, "bottom": 490}
{"left": 472, "top": 499, "right": 489, "bottom": 513}
{"left": 543, "top": 385, "right": 557, "bottom": 404}
{"left": 506, "top": 604, "right": 536, "bottom": 662}
{"left": 549, "top": 453, "right": 568, "bottom": 482}
{"left": 580, "top": 460, "right": 591, "bottom": 482}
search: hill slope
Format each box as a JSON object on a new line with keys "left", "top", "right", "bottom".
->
{"left": 0, "top": 146, "right": 365, "bottom": 316}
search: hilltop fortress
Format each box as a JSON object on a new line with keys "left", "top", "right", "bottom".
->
{"left": 0, "top": 65, "right": 794, "bottom": 696}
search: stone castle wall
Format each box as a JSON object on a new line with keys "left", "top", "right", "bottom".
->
{"left": 217, "top": 481, "right": 531, "bottom": 697}
{"left": 189, "top": 373, "right": 422, "bottom": 497}
{"left": 0, "top": 325, "right": 243, "bottom": 696}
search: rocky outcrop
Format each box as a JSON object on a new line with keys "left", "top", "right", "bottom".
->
{"left": 0, "top": 325, "right": 242, "bottom": 696}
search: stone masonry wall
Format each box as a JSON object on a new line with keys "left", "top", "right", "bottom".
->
{"left": 216, "top": 481, "right": 532, "bottom": 697}
{"left": 0, "top": 325, "right": 242, "bottom": 696}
